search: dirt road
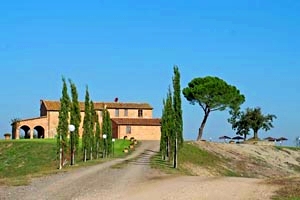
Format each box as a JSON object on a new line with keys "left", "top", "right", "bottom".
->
{"left": 0, "top": 141, "right": 277, "bottom": 200}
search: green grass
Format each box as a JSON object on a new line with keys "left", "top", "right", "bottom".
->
{"left": 151, "top": 142, "right": 232, "bottom": 176}
{"left": 178, "top": 142, "right": 223, "bottom": 167}
{"left": 275, "top": 146, "right": 300, "bottom": 151}
{"left": 113, "top": 139, "right": 132, "bottom": 157}
{"left": 0, "top": 138, "right": 131, "bottom": 186}
{"left": 150, "top": 152, "right": 180, "bottom": 174}
{"left": 0, "top": 139, "right": 57, "bottom": 185}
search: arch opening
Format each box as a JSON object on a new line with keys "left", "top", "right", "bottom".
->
{"left": 19, "top": 125, "right": 30, "bottom": 139}
{"left": 34, "top": 126, "right": 45, "bottom": 139}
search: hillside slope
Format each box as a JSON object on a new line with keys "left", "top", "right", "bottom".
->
{"left": 185, "top": 141, "right": 300, "bottom": 178}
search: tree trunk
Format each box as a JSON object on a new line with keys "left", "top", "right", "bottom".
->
{"left": 96, "top": 143, "right": 99, "bottom": 159}
{"left": 167, "top": 137, "right": 171, "bottom": 161}
{"left": 90, "top": 147, "right": 93, "bottom": 160}
{"left": 173, "top": 135, "right": 178, "bottom": 168}
{"left": 197, "top": 111, "right": 210, "bottom": 141}
{"left": 253, "top": 130, "right": 258, "bottom": 140}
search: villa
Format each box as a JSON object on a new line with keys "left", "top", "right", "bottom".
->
{"left": 12, "top": 100, "right": 161, "bottom": 140}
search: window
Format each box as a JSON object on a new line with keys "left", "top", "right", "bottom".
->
{"left": 126, "top": 126, "right": 131, "bottom": 134}
{"left": 138, "top": 109, "right": 143, "bottom": 117}
{"left": 115, "top": 109, "right": 119, "bottom": 117}
{"left": 124, "top": 109, "right": 128, "bottom": 116}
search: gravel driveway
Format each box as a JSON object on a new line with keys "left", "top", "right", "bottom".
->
{"left": 0, "top": 141, "right": 277, "bottom": 200}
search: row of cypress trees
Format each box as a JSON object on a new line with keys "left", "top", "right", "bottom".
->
{"left": 160, "top": 66, "right": 183, "bottom": 168}
{"left": 57, "top": 78, "right": 112, "bottom": 168}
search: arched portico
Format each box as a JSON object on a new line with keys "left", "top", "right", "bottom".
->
{"left": 12, "top": 116, "right": 48, "bottom": 139}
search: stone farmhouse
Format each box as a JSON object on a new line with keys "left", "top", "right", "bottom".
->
{"left": 12, "top": 100, "right": 161, "bottom": 140}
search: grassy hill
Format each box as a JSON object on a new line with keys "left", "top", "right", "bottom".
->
{"left": 0, "top": 139, "right": 131, "bottom": 186}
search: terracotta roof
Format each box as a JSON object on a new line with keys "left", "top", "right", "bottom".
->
{"left": 41, "top": 100, "right": 153, "bottom": 111}
{"left": 111, "top": 118, "right": 161, "bottom": 126}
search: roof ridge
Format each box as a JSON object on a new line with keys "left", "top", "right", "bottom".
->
{"left": 41, "top": 99, "right": 150, "bottom": 104}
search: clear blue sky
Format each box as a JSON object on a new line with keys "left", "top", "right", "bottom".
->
{"left": 1, "top": 0, "right": 300, "bottom": 146}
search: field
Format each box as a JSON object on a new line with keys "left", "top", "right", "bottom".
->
{"left": 0, "top": 138, "right": 131, "bottom": 186}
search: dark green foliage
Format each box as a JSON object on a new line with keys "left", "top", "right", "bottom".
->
{"left": 183, "top": 76, "right": 245, "bottom": 140}
{"left": 82, "top": 86, "right": 91, "bottom": 161}
{"left": 69, "top": 79, "right": 81, "bottom": 164}
{"left": 229, "top": 107, "right": 277, "bottom": 140}
{"left": 57, "top": 77, "right": 70, "bottom": 165}
{"left": 102, "top": 108, "right": 112, "bottom": 157}
{"left": 172, "top": 66, "right": 183, "bottom": 147}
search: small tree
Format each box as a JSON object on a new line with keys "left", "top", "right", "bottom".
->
{"left": 228, "top": 109, "right": 250, "bottom": 140}
{"left": 183, "top": 76, "right": 245, "bottom": 140}
{"left": 57, "top": 77, "right": 70, "bottom": 168}
{"left": 229, "top": 107, "right": 277, "bottom": 140}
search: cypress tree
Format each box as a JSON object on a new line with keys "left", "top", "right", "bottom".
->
{"left": 102, "top": 108, "right": 112, "bottom": 157}
{"left": 95, "top": 118, "right": 101, "bottom": 159}
{"left": 106, "top": 110, "right": 112, "bottom": 156}
{"left": 69, "top": 79, "right": 81, "bottom": 165}
{"left": 160, "top": 99, "right": 168, "bottom": 160}
{"left": 57, "top": 77, "right": 70, "bottom": 168}
{"left": 165, "top": 88, "right": 175, "bottom": 164}
{"left": 82, "top": 86, "right": 91, "bottom": 162}
{"left": 101, "top": 109, "right": 107, "bottom": 158}
{"left": 90, "top": 100, "right": 96, "bottom": 160}
{"left": 173, "top": 66, "right": 183, "bottom": 148}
